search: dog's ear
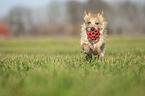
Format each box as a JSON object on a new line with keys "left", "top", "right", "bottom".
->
{"left": 100, "top": 10, "right": 104, "bottom": 16}
{"left": 84, "top": 10, "right": 88, "bottom": 15}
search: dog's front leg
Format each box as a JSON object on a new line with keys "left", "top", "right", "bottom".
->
{"left": 92, "top": 48, "right": 100, "bottom": 61}
{"left": 93, "top": 43, "right": 105, "bottom": 61}
{"left": 82, "top": 44, "right": 92, "bottom": 60}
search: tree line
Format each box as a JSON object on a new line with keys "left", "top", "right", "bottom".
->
{"left": 1, "top": 0, "right": 145, "bottom": 37}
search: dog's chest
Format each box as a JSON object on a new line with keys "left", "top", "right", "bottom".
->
{"left": 88, "top": 35, "right": 104, "bottom": 51}
{"left": 88, "top": 40, "right": 100, "bottom": 49}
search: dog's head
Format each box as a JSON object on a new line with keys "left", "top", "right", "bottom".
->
{"left": 84, "top": 10, "right": 107, "bottom": 32}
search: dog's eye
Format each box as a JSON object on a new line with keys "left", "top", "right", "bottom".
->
{"left": 87, "top": 22, "right": 91, "bottom": 24}
{"left": 95, "top": 22, "right": 99, "bottom": 25}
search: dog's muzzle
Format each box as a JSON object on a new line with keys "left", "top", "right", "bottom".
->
{"left": 87, "top": 29, "right": 101, "bottom": 40}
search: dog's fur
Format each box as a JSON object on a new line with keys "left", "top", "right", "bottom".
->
{"left": 80, "top": 10, "right": 108, "bottom": 60}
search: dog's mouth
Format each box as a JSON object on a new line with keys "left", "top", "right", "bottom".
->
{"left": 87, "top": 29, "right": 101, "bottom": 41}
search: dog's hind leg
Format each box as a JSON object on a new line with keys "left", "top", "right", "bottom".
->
{"left": 98, "top": 44, "right": 105, "bottom": 61}
{"left": 98, "top": 52, "right": 104, "bottom": 61}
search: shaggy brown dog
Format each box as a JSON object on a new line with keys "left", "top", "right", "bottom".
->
{"left": 80, "top": 10, "right": 108, "bottom": 61}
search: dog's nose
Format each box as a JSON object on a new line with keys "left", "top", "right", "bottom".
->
{"left": 91, "top": 27, "right": 95, "bottom": 31}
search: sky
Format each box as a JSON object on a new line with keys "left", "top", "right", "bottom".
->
{"left": 0, "top": 0, "right": 51, "bottom": 18}
{"left": 0, "top": 0, "right": 87, "bottom": 18}
{"left": 0, "top": 0, "right": 144, "bottom": 19}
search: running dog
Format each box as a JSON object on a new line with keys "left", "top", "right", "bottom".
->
{"left": 80, "top": 10, "right": 108, "bottom": 61}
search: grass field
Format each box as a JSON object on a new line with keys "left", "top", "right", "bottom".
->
{"left": 0, "top": 38, "right": 145, "bottom": 96}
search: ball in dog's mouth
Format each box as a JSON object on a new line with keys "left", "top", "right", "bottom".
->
{"left": 87, "top": 29, "right": 101, "bottom": 40}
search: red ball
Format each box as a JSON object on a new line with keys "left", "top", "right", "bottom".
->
{"left": 87, "top": 29, "right": 100, "bottom": 40}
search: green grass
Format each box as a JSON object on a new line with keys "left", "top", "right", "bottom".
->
{"left": 0, "top": 38, "right": 145, "bottom": 96}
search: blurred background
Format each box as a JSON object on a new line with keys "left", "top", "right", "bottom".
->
{"left": 0, "top": 0, "right": 145, "bottom": 39}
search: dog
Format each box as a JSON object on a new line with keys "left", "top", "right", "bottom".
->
{"left": 80, "top": 10, "right": 108, "bottom": 61}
